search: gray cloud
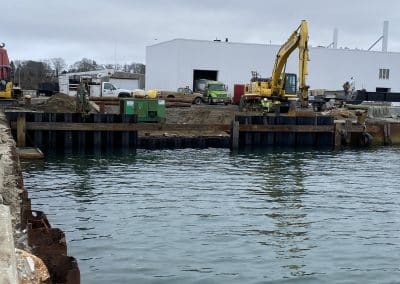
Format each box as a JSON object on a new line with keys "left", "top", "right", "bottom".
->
{"left": 3, "top": 0, "right": 400, "bottom": 66}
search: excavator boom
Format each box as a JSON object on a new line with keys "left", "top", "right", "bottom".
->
{"left": 297, "top": 21, "right": 310, "bottom": 107}
{"left": 271, "top": 20, "right": 309, "bottom": 106}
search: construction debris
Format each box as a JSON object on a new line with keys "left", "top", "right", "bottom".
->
{"left": 322, "top": 108, "right": 357, "bottom": 119}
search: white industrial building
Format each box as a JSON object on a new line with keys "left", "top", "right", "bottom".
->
{"left": 145, "top": 22, "right": 399, "bottom": 95}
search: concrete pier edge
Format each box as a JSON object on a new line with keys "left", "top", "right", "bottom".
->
{"left": 0, "top": 110, "right": 19, "bottom": 283}
{"left": 0, "top": 205, "right": 18, "bottom": 284}
{"left": 0, "top": 109, "right": 80, "bottom": 283}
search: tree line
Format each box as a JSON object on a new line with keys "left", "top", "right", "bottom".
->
{"left": 11, "top": 58, "right": 145, "bottom": 90}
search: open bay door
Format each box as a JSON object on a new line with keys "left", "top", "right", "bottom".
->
{"left": 193, "top": 70, "right": 218, "bottom": 91}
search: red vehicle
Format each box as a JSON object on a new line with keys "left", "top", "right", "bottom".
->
{"left": 0, "top": 43, "right": 12, "bottom": 99}
{"left": 0, "top": 43, "right": 21, "bottom": 101}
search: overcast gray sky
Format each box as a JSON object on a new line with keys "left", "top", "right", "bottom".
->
{"left": 3, "top": 0, "right": 399, "bottom": 66}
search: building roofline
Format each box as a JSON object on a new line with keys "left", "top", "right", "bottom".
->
{"left": 147, "top": 38, "right": 400, "bottom": 55}
{"left": 147, "top": 38, "right": 280, "bottom": 48}
{"left": 59, "top": 68, "right": 115, "bottom": 77}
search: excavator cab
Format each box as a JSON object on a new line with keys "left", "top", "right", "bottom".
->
{"left": 284, "top": 73, "right": 297, "bottom": 95}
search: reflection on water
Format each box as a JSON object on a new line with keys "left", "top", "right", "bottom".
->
{"left": 243, "top": 152, "right": 311, "bottom": 277}
{"left": 22, "top": 148, "right": 400, "bottom": 283}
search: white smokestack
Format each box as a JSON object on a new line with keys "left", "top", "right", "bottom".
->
{"left": 333, "top": 28, "right": 338, "bottom": 49}
{"left": 382, "top": 20, "right": 389, "bottom": 52}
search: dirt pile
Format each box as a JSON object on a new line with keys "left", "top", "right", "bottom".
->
{"left": 137, "top": 105, "right": 240, "bottom": 137}
{"left": 34, "top": 93, "right": 76, "bottom": 113}
{"left": 166, "top": 105, "right": 239, "bottom": 124}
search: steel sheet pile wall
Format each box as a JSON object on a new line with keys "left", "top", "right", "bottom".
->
{"left": 235, "top": 115, "right": 334, "bottom": 148}
{"left": 138, "top": 136, "right": 230, "bottom": 149}
{"left": 6, "top": 112, "right": 138, "bottom": 153}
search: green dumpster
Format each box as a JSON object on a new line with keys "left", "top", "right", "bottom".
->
{"left": 120, "top": 98, "right": 166, "bottom": 122}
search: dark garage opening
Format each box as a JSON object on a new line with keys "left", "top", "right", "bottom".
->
{"left": 193, "top": 70, "right": 218, "bottom": 91}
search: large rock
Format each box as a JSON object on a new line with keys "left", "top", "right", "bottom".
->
{"left": 16, "top": 249, "right": 50, "bottom": 284}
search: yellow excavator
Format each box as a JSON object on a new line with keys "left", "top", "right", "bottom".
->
{"left": 241, "top": 20, "right": 310, "bottom": 113}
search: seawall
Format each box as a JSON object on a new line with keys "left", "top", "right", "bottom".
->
{"left": 0, "top": 110, "right": 22, "bottom": 284}
{"left": 0, "top": 110, "right": 80, "bottom": 283}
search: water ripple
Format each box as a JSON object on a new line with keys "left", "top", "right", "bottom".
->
{"left": 21, "top": 147, "right": 400, "bottom": 284}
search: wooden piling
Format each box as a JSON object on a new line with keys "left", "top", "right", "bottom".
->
{"left": 344, "top": 120, "right": 352, "bottom": 145}
{"left": 17, "top": 114, "right": 26, "bottom": 147}
{"left": 231, "top": 121, "right": 239, "bottom": 150}
{"left": 384, "top": 122, "right": 391, "bottom": 145}
{"left": 334, "top": 123, "right": 343, "bottom": 150}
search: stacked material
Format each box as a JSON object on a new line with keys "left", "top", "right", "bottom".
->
{"left": 158, "top": 91, "right": 196, "bottom": 107}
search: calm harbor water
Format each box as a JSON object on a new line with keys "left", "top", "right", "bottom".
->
{"left": 22, "top": 148, "right": 400, "bottom": 284}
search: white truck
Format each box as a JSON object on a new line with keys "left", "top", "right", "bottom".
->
{"left": 86, "top": 81, "right": 132, "bottom": 97}
{"left": 59, "top": 71, "right": 132, "bottom": 97}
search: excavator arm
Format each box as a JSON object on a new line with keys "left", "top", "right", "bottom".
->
{"left": 271, "top": 20, "right": 309, "bottom": 107}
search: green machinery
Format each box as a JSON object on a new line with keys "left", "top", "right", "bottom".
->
{"left": 120, "top": 98, "right": 166, "bottom": 122}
